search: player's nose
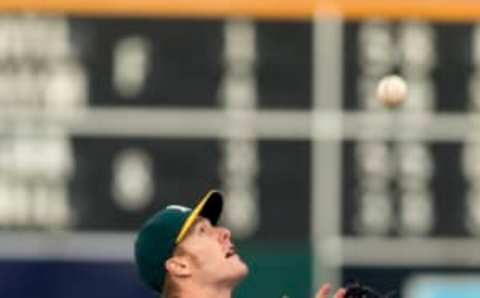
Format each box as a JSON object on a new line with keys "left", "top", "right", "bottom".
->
{"left": 217, "top": 226, "right": 231, "bottom": 243}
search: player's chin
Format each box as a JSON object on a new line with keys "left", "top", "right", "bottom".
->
{"left": 230, "top": 264, "right": 249, "bottom": 284}
{"left": 236, "top": 258, "right": 249, "bottom": 277}
{"left": 228, "top": 256, "right": 248, "bottom": 276}
{"left": 221, "top": 260, "right": 248, "bottom": 286}
{"left": 226, "top": 254, "right": 249, "bottom": 277}
{"left": 240, "top": 264, "right": 249, "bottom": 278}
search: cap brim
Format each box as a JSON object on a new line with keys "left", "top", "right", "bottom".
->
{"left": 175, "top": 190, "right": 223, "bottom": 244}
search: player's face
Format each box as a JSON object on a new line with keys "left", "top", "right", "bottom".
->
{"left": 178, "top": 216, "right": 248, "bottom": 287}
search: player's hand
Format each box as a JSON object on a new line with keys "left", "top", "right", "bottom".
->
{"left": 315, "top": 283, "right": 346, "bottom": 298}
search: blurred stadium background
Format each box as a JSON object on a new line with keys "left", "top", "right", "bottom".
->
{"left": 1, "top": 0, "right": 480, "bottom": 297}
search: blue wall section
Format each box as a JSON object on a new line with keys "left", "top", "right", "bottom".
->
{"left": 0, "top": 261, "right": 155, "bottom": 298}
{"left": 0, "top": 244, "right": 311, "bottom": 298}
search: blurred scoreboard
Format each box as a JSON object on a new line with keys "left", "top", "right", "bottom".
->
{"left": 2, "top": 14, "right": 480, "bottom": 298}
{"left": 71, "top": 18, "right": 313, "bottom": 241}
{"left": 65, "top": 18, "right": 479, "bottom": 239}
{"left": 1, "top": 15, "right": 479, "bottom": 242}
{"left": 0, "top": 16, "right": 313, "bottom": 241}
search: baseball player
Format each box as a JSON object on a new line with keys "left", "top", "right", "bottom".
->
{"left": 135, "top": 190, "right": 345, "bottom": 298}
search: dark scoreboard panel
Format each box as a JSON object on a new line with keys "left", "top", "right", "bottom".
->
{"left": 64, "top": 17, "right": 313, "bottom": 241}
{"left": 256, "top": 21, "right": 312, "bottom": 109}
{"left": 69, "top": 138, "right": 311, "bottom": 242}
{"left": 66, "top": 18, "right": 477, "bottom": 239}
{"left": 342, "top": 141, "right": 469, "bottom": 237}
{"left": 71, "top": 18, "right": 312, "bottom": 109}
{"left": 69, "top": 138, "right": 221, "bottom": 231}
{"left": 72, "top": 18, "right": 224, "bottom": 107}
{"left": 343, "top": 22, "right": 473, "bottom": 112}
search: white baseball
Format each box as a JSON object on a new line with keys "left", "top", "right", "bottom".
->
{"left": 376, "top": 75, "right": 408, "bottom": 107}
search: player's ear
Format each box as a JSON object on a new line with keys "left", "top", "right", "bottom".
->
{"left": 165, "top": 256, "right": 192, "bottom": 278}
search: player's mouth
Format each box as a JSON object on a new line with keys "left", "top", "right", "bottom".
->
{"left": 225, "top": 246, "right": 236, "bottom": 259}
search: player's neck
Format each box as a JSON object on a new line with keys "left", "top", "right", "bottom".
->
{"left": 176, "top": 284, "right": 233, "bottom": 298}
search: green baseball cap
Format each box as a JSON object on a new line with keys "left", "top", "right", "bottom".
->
{"left": 134, "top": 190, "right": 223, "bottom": 293}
